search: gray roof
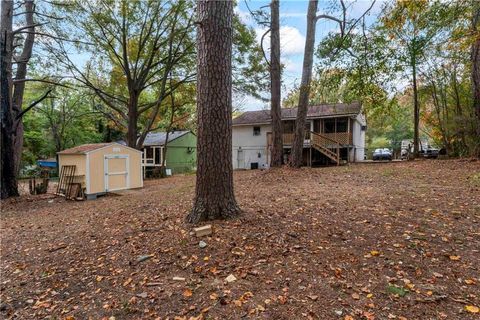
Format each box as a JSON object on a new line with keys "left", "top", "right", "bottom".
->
{"left": 142, "top": 130, "right": 191, "bottom": 147}
{"left": 232, "top": 102, "right": 362, "bottom": 126}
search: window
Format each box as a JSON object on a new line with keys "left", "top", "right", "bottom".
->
{"left": 336, "top": 118, "right": 348, "bottom": 133}
{"left": 154, "top": 147, "right": 161, "bottom": 164}
{"left": 253, "top": 126, "right": 261, "bottom": 136}
{"left": 146, "top": 147, "right": 153, "bottom": 159}
{"left": 324, "top": 119, "right": 335, "bottom": 133}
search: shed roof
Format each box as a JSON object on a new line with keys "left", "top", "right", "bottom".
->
{"left": 142, "top": 130, "right": 191, "bottom": 147}
{"left": 232, "top": 102, "right": 362, "bottom": 126}
{"left": 58, "top": 143, "right": 113, "bottom": 155}
{"left": 58, "top": 142, "right": 141, "bottom": 155}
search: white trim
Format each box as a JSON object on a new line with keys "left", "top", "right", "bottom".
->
{"left": 66, "top": 142, "right": 142, "bottom": 156}
{"left": 104, "top": 154, "right": 130, "bottom": 192}
{"left": 232, "top": 113, "right": 361, "bottom": 127}
{"left": 107, "top": 171, "right": 128, "bottom": 175}
{"left": 86, "top": 153, "right": 90, "bottom": 194}
{"left": 140, "top": 151, "right": 144, "bottom": 187}
{"left": 89, "top": 142, "right": 141, "bottom": 155}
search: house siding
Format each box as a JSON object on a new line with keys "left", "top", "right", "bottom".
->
{"left": 232, "top": 124, "right": 271, "bottom": 169}
{"left": 165, "top": 132, "right": 197, "bottom": 173}
{"left": 351, "top": 114, "right": 366, "bottom": 162}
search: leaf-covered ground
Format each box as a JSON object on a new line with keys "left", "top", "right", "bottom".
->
{"left": 1, "top": 160, "right": 479, "bottom": 320}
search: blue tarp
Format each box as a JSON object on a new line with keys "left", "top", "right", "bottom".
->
{"left": 37, "top": 160, "right": 57, "bottom": 168}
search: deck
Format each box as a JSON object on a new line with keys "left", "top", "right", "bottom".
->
{"left": 266, "top": 131, "right": 354, "bottom": 165}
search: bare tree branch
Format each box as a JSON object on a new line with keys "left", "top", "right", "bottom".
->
{"left": 15, "top": 89, "right": 52, "bottom": 121}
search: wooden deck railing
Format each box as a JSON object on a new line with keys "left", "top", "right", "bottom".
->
{"left": 310, "top": 131, "right": 340, "bottom": 165}
{"left": 267, "top": 131, "right": 351, "bottom": 147}
{"left": 267, "top": 132, "right": 295, "bottom": 146}
{"left": 321, "top": 132, "right": 352, "bottom": 145}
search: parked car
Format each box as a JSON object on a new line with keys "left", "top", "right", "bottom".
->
{"left": 373, "top": 148, "right": 392, "bottom": 161}
{"left": 423, "top": 147, "right": 439, "bottom": 158}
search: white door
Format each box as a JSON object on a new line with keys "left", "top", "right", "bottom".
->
{"left": 104, "top": 155, "right": 129, "bottom": 192}
{"left": 237, "top": 149, "right": 244, "bottom": 169}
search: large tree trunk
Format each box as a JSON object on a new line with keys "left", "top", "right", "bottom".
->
{"left": 187, "top": 0, "right": 240, "bottom": 223}
{"left": 126, "top": 94, "right": 139, "bottom": 149}
{"left": 472, "top": 1, "right": 480, "bottom": 156}
{"left": 290, "top": 0, "right": 318, "bottom": 167}
{"left": 412, "top": 54, "right": 420, "bottom": 158}
{"left": 269, "top": 0, "right": 283, "bottom": 167}
{"left": 12, "top": 0, "right": 35, "bottom": 174}
{"left": 1, "top": 0, "right": 19, "bottom": 199}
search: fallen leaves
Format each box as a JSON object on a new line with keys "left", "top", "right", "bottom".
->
{"left": 465, "top": 305, "right": 479, "bottom": 313}
{"left": 2, "top": 161, "right": 480, "bottom": 319}
{"left": 183, "top": 289, "right": 192, "bottom": 298}
{"left": 123, "top": 278, "right": 132, "bottom": 286}
{"left": 370, "top": 250, "right": 380, "bottom": 256}
{"left": 307, "top": 295, "right": 318, "bottom": 301}
{"left": 225, "top": 274, "right": 237, "bottom": 283}
{"left": 386, "top": 284, "right": 408, "bottom": 297}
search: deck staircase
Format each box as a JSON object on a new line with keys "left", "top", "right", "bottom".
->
{"left": 310, "top": 131, "right": 342, "bottom": 165}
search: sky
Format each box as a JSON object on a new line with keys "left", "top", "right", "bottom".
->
{"left": 235, "top": 0, "right": 385, "bottom": 111}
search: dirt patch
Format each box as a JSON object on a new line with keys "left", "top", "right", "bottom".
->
{"left": 1, "top": 160, "right": 479, "bottom": 319}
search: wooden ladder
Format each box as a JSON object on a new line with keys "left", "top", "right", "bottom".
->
{"left": 310, "top": 131, "right": 341, "bottom": 165}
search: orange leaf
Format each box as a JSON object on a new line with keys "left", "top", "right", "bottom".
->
{"left": 465, "top": 305, "right": 479, "bottom": 313}
{"left": 183, "top": 289, "right": 192, "bottom": 298}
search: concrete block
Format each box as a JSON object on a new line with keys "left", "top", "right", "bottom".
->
{"left": 194, "top": 224, "right": 212, "bottom": 237}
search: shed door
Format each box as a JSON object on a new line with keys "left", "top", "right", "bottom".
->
{"left": 104, "top": 155, "right": 129, "bottom": 192}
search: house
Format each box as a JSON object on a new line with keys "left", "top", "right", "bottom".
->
{"left": 141, "top": 130, "right": 196, "bottom": 175}
{"left": 57, "top": 142, "right": 143, "bottom": 199}
{"left": 232, "top": 102, "right": 366, "bottom": 168}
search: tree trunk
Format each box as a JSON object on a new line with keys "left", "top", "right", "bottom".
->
{"left": 472, "top": 0, "right": 480, "bottom": 156}
{"left": 1, "top": 0, "right": 19, "bottom": 199}
{"left": 187, "top": 0, "right": 240, "bottom": 223}
{"left": 269, "top": 0, "right": 283, "bottom": 167}
{"left": 161, "top": 101, "right": 176, "bottom": 173}
{"left": 127, "top": 94, "right": 139, "bottom": 149}
{"left": 290, "top": 0, "right": 318, "bottom": 167}
{"left": 12, "top": 0, "right": 35, "bottom": 174}
{"left": 451, "top": 65, "right": 467, "bottom": 152}
{"left": 430, "top": 80, "right": 450, "bottom": 153}
{"left": 412, "top": 54, "right": 420, "bottom": 158}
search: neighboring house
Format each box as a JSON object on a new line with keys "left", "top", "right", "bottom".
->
{"left": 141, "top": 130, "right": 196, "bottom": 174}
{"left": 232, "top": 102, "right": 366, "bottom": 169}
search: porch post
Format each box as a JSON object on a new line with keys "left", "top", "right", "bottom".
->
{"left": 334, "top": 118, "right": 337, "bottom": 141}
{"left": 347, "top": 117, "right": 351, "bottom": 145}
{"left": 309, "top": 147, "right": 312, "bottom": 167}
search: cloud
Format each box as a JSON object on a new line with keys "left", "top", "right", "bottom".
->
{"left": 234, "top": 5, "right": 252, "bottom": 24}
{"left": 280, "top": 12, "right": 305, "bottom": 18}
{"left": 256, "top": 25, "right": 306, "bottom": 56}
{"left": 280, "top": 26, "right": 306, "bottom": 55}
{"left": 283, "top": 58, "right": 302, "bottom": 73}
